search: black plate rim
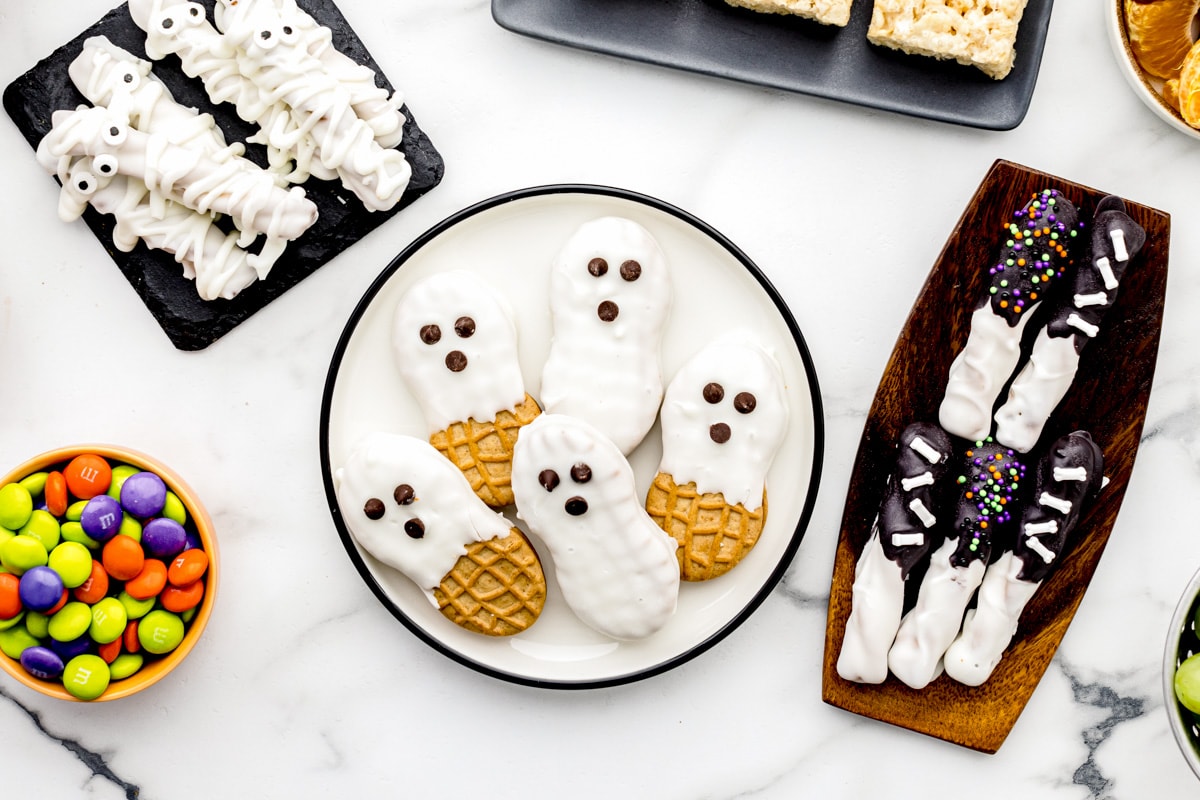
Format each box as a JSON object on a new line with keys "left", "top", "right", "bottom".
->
{"left": 318, "top": 182, "right": 826, "bottom": 690}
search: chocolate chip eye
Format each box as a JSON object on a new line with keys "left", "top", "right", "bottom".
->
{"left": 394, "top": 484, "right": 415, "bottom": 505}
{"left": 570, "top": 463, "right": 592, "bottom": 483}
{"left": 160, "top": 16, "right": 175, "bottom": 30}
{"left": 363, "top": 498, "right": 385, "bottom": 520}
{"left": 565, "top": 496, "right": 588, "bottom": 516}
{"left": 445, "top": 350, "right": 468, "bottom": 372}
{"left": 703, "top": 382, "right": 724, "bottom": 404}
{"left": 419, "top": 324, "right": 441, "bottom": 344}
{"left": 710, "top": 422, "right": 731, "bottom": 444}
{"left": 538, "top": 469, "right": 560, "bottom": 491}
{"left": 620, "top": 260, "right": 641, "bottom": 281}
{"left": 454, "top": 316, "right": 475, "bottom": 338}
{"left": 260, "top": 29, "right": 272, "bottom": 40}
{"left": 597, "top": 301, "right": 619, "bottom": 322}
{"left": 734, "top": 392, "right": 757, "bottom": 414}
{"left": 282, "top": 25, "right": 293, "bottom": 34}
{"left": 587, "top": 258, "right": 608, "bottom": 277}
{"left": 404, "top": 519, "right": 425, "bottom": 539}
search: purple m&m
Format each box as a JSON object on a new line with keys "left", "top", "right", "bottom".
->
{"left": 19, "top": 646, "right": 65, "bottom": 681}
{"left": 142, "top": 518, "right": 187, "bottom": 560}
{"left": 47, "top": 633, "right": 92, "bottom": 661}
{"left": 120, "top": 471, "right": 167, "bottom": 518}
{"left": 18, "top": 566, "right": 64, "bottom": 612}
{"left": 79, "top": 495, "right": 123, "bottom": 542}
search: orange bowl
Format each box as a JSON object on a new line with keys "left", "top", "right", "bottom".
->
{"left": 0, "top": 445, "right": 217, "bottom": 701}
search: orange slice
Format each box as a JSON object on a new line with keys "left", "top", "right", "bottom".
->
{"left": 1177, "top": 39, "right": 1200, "bottom": 125}
{"left": 1125, "top": 0, "right": 1200, "bottom": 80}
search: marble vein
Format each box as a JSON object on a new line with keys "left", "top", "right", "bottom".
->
{"left": 0, "top": 685, "right": 142, "bottom": 799}
{"left": 1062, "top": 664, "right": 1147, "bottom": 799}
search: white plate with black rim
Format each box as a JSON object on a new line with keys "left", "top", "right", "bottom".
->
{"left": 319, "top": 185, "right": 824, "bottom": 688}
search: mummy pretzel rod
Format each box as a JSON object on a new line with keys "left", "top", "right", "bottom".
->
{"left": 129, "top": 0, "right": 411, "bottom": 211}
{"left": 58, "top": 155, "right": 261, "bottom": 300}
{"left": 37, "top": 104, "right": 318, "bottom": 245}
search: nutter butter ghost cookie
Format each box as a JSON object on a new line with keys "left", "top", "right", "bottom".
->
{"left": 888, "top": 438, "right": 1028, "bottom": 690}
{"left": 511, "top": 414, "right": 680, "bottom": 640}
{"left": 392, "top": 271, "right": 540, "bottom": 508}
{"left": 995, "top": 197, "right": 1146, "bottom": 452}
{"left": 335, "top": 432, "right": 546, "bottom": 636}
{"left": 539, "top": 217, "right": 671, "bottom": 455}
{"left": 944, "top": 431, "right": 1103, "bottom": 685}
{"left": 939, "top": 190, "right": 1079, "bottom": 442}
{"left": 644, "top": 335, "right": 788, "bottom": 581}
{"left": 837, "top": 422, "right": 953, "bottom": 684}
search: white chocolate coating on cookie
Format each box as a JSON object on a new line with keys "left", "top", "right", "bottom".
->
{"left": 836, "top": 522, "right": 905, "bottom": 684}
{"left": 657, "top": 334, "right": 788, "bottom": 509}
{"left": 334, "top": 432, "right": 512, "bottom": 606}
{"left": 392, "top": 272, "right": 527, "bottom": 434}
{"left": 511, "top": 414, "right": 679, "bottom": 640}
{"left": 539, "top": 217, "right": 671, "bottom": 455}
{"left": 887, "top": 535, "right": 986, "bottom": 690}
{"left": 939, "top": 305, "right": 1036, "bottom": 441}
{"left": 941, "top": 550, "right": 1040, "bottom": 686}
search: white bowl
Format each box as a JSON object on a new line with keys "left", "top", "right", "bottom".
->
{"left": 1165, "top": 565, "right": 1200, "bottom": 780}
{"left": 1105, "top": 0, "right": 1200, "bottom": 141}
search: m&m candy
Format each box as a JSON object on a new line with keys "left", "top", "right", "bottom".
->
{"left": 0, "top": 454, "right": 209, "bottom": 700}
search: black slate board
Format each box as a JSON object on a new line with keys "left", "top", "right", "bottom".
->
{"left": 492, "top": 0, "right": 1055, "bottom": 131}
{"left": 4, "top": 0, "right": 445, "bottom": 351}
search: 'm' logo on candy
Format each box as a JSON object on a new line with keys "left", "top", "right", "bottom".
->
{"left": 78, "top": 466, "right": 101, "bottom": 483}
{"left": 73, "top": 668, "right": 92, "bottom": 685}
{"left": 99, "top": 513, "right": 116, "bottom": 528}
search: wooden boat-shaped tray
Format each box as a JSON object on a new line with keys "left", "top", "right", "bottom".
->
{"left": 821, "top": 159, "right": 1171, "bottom": 753}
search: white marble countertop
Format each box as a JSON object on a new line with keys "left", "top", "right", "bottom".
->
{"left": 2, "top": 0, "right": 1199, "bottom": 797}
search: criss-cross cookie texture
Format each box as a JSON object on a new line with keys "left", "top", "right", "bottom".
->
{"left": 645, "top": 472, "right": 766, "bottom": 582}
{"left": 430, "top": 394, "right": 541, "bottom": 507}
{"left": 433, "top": 528, "right": 547, "bottom": 636}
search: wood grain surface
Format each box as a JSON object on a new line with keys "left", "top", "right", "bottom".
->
{"left": 820, "top": 159, "right": 1170, "bottom": 753}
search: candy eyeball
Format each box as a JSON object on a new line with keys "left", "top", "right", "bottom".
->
{"left": 102, "top": 122, "right": 127, "bottom": 147}
{"left": 113, "top": 65, "right": 141, "bottom": 93}
{"left": 93, "top": 154, "right": 119, "bottom": 178}
{"left": 255, "top": 26, "right": 281, "bottom": 51}
{"left": 71, "top": 171, "right": 99, "bottom": 197}
{"left": 277, "top": 19, "right": 301, "bottom": 46}
{"left": 183, "top": 2, "right": 206, "bottom": 25}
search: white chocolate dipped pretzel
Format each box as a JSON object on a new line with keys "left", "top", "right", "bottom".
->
{"left": 215, "top": 0, "right": 406, "bottom": 148}
{"left": 214, "top": 0, "right": 411, "bottom": 210}
{"left": 129, "top": 0, "right": 341, "bottom": 185}
{"left": 69, "top": 36, "right": 242, "bottom": 163}
{"left": 994, "top": 197, "right": 1146, "bottom": 453}
{"left": 56, "top": 155, "right": 260, "bottom": 300}
{"left": 37, "top": 105, "right": 317, "bottom": 250}
{"left": 939, "top": 189, "right": 1079, "bottom": 441}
